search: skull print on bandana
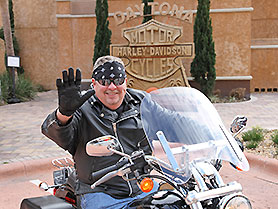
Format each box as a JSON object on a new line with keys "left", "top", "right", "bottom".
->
{"left": 92, "top": 61, "right": 126, "bottom": 80}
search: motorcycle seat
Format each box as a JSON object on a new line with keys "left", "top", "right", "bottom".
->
{"left": 20, "top": 195, "right": 75, "bottom": 209}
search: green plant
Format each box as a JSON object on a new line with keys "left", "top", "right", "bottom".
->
{"left": 34, "top": 84, "right": 46, "bottom": 92}
{"left": 209, "top": 95, "right": 247, "bottom": 103}
{"left": 0, "top": 72, "right": 10, "bottom": 101}
{"left": 15, "top": 74, "right": 36, "bottom": 101}
{"left": 93, "top": 0, "right": 111, "bottom": 64}
{"left": 245, "top": 141, "right": 259, "bottom": 149}
{"left": 142, "top": 0, "right": 153, "bottom": 23}
{"left": 271, "top": 130, "right": 278, "bottom": 146}
{"left": 190, "top": 0, "right": 216, "bottom": 97}
{"left": 0, "top": 71, "right": 37, "bottom": 103}
{"left": 242, "top": 126, "right": 264, "bottom": 149}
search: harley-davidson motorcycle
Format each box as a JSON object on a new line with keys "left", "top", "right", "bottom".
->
{"left": 20, "top": 87, "right": 251, "bottom": 209}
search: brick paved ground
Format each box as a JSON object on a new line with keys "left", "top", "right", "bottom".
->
{"left": 0, "top": 90, "right": 66, "bottom": 164}
{"left": 214, "top": 93, "right": 278, "bottom": 130}
{"left": 1, "top": 90, "right": 278, "bottom": 164}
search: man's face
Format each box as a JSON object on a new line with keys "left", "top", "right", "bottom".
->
{"left": 92, "top": 78, "right": 127, "bottom": 110}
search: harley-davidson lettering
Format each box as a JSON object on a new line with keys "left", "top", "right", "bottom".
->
{"left": 110, "top": 19, "right": 194, "bottom": 87}
{"left": 113, "top": 46, "right": 192, "bottom": 58}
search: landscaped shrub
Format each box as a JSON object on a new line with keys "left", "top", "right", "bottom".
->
{"left": 242, "top": 126, "right": 265, "bottom": 149}
{"left": 0, "top": 71, "right": 38, "bottom": 103}
{"left": 271, "top": 130, "right": 278, "bottom": 146}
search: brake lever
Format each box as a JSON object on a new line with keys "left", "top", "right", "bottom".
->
{"left": 91, "top": 164, "right": 131, "bottom": 189}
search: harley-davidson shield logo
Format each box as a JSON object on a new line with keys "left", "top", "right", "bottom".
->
{"left": 111, "top": 19, "right": 194, "bottom": 89}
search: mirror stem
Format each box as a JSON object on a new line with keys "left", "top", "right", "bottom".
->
{"left": 108, "top": 147, "right": 132, "bottom": 162}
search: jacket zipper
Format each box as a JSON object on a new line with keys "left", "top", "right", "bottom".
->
{"left": 112, "top": 111, "right": 139, "bottom": 197}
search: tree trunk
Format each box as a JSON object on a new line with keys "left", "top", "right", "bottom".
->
{"left": 0, "top": 0, "right": 15, "bottom": 57}
{"left": 0, "top": 0, "right": 19, "bottom": 103}
{"left": 0, "top": 0, "right": 16, "bottom": 81}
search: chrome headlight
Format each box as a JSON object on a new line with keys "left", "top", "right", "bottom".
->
{"left": 219, "top": 194, "right": 252, "bottom": 209}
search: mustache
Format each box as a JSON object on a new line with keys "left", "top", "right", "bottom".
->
{"left": 105, "top": 90, "right": 120, "bottom": 94}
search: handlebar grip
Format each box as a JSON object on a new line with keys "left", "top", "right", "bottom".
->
{"left": 91, "top": 158, "right": 128, "bottom": 182}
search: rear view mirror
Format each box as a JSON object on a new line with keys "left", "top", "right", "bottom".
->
{"left": 86, "top": 135, "right": 118, "bottom": 156}
{"left": 230, "top": 116, "right": 247, "bottom": 133}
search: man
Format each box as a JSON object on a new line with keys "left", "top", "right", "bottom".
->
{"left": 41, "top": 56, "right": 156, "bottom": 209}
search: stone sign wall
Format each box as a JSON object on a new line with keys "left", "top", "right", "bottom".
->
{"left": 111, "top": 20, "right": 192, "bottom": 90}
{"left": 10, "top": 0, "right": 268, "bottom": 97}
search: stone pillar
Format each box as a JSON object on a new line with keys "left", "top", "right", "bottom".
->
{"left": 13, "top": 0, "right": 58, "bottom": 90}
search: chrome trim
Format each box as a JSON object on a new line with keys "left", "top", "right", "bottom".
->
{"left": 210, "top": 164, "right": 225, "bottom": 187}
{"left": 218, "top": 193, "right": 252, "bottom": 209}
{"left": 145, "top": 155, "right": 175, "bottom": 172}
{"left": 194, "top": 162, "right": 225, "bottom": 187}
{"left": 191, "top": 166, "right": 208, "bottom": 192}
{"left": 186, "top": 182, "right": 242, "bottom": 205}
{"left": 91, "top": 165, "right": 131, "bottom": 189}
{"left": 194, "top": 162, "right": 214, "bottom": 177}
{"left": 108, "top": 147, "right": 132, "bottom": 161}
{"left": 156, "top": 131, "right": 180, "bottom": 172}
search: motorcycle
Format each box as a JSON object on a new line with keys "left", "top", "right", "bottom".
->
{"left": 20, "top": 87, "right": 251, "bottom": 209}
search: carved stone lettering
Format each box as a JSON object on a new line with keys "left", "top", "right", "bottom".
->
{"left": 113, "top": 2, "right": 193, "bottom": 25}
{"left": 159, "top": 2, "right": 171, "bottom": 15}
{"left": 111, "top": 19, "right": 194, "bottom": 89}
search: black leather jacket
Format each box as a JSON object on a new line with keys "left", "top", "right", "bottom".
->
{"left": 41, "top": 88, "right": 152, "bottom": 198}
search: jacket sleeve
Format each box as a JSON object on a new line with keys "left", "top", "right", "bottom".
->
{"left": 41, "top": 109, "right": 81, "bottom": 155}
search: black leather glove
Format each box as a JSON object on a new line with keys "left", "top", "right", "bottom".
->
{"left": 56, "top": 67, "right": 95, "bottom": 116}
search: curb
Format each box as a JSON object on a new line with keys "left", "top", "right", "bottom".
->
{"left": 0, "top": 153, "right": 277, "bottom": 181}
{"left": 245, "top": 152, "right": 278, "bottom": 177}
{"left": 0, "top": 155, "right": 68, "bottom": 181}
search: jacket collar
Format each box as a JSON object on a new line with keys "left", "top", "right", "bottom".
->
{"left": 125, "top": 90, "right": 140, "bottom": 105}
{"left": 87, "top": 89, "right": 140, "bottom": 122}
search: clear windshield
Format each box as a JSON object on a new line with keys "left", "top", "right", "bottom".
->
{"left": 141, "top": 87, "right": 249, "bottom": 181}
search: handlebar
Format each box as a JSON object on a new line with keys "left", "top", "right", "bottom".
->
{"left": 91, "top": 157, "right": 129, "bottom": 183}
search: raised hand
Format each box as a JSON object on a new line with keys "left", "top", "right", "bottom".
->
{"left": 56, "top": 67, "right": 95, "bottom": 116}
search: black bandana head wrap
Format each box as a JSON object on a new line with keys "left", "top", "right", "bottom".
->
{"left": 92, "top": 61, "right": 126, "bottom": 80}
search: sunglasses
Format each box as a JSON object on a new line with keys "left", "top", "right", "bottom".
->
{"left": 97, "top": 77, "right": 125, "bottom": 86}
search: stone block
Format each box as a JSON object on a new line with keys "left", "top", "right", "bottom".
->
{"left": 14, "top": 0, "right": 57, "bottom": 28}
{"left": 15, "top": 28, "right": 58, "bottom": 90}
{"left": 56, "top": 0, "right": 71, "bottom": 15}
{"left": 71, "top": 0, "right": 96, "bottom": 15}
{"left": 251, "top": 48, "right": 278, "bottom": 91}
